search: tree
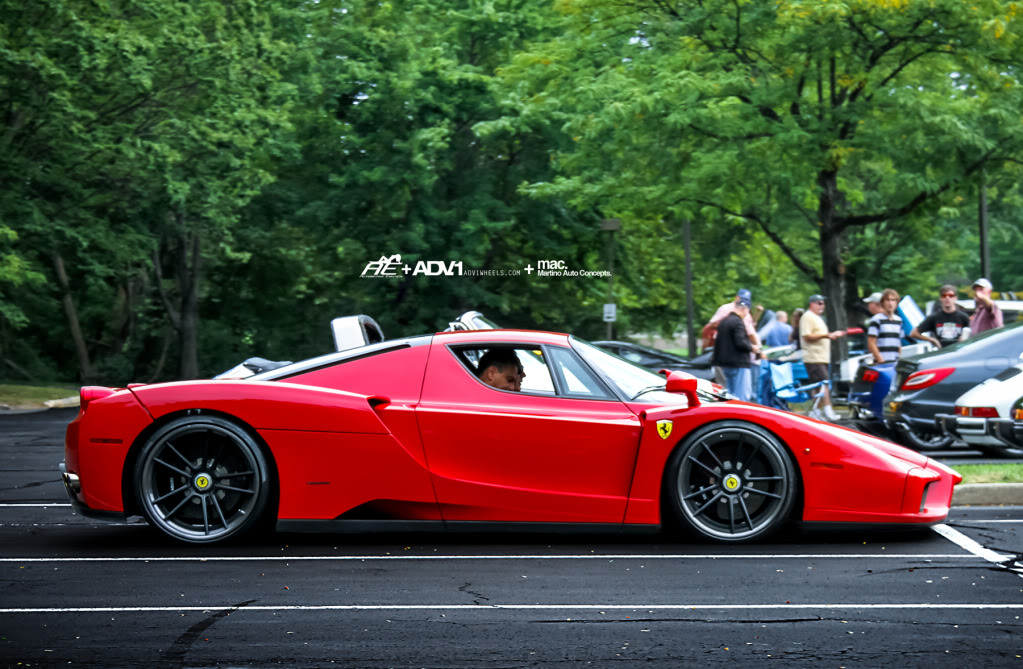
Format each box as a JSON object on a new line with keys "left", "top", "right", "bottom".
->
{"left": 1, "top": 0, "right": 303, "bottom": 380}
{"left": 494, "top": 0, "right": 1023, "bottom": 337}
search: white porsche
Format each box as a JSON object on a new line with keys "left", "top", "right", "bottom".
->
{"left": 936, "top": 363, "right": 1023, "bottom": 457}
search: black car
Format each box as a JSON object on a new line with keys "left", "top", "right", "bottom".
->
{"left": 882, "top": 320, "right": 1023, "bottom": 450}
{"left": 591, "top": 341, "right": 715, "bottom": 380}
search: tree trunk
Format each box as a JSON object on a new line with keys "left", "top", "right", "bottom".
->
{"left": 816, "top": 169, "right": 849, "bottom": 361}
{"left": 177, "top": 216, "right": 201, "bottom": 380}
{"left": 53, "top": 253, "right": 96, "bottom": 384}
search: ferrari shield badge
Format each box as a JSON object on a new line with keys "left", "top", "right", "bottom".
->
{"left": 656, "top": 419, "right": 673, "bottom": 439}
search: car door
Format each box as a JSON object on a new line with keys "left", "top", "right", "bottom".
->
{"left": 416, "top": 342, "right": 642, "bottom": 524}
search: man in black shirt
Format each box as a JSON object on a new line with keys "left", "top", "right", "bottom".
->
{"left": 710, "top": 294, "right": 760, "bottom": 401}
{"left": 910, "top": 284, "right": 971, "bottom": 349}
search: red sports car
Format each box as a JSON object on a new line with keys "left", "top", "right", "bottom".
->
{"left": 61, "top": 329, "right": 961, "bottom": 545}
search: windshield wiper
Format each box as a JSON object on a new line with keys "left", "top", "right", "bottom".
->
{"left": 630, "top": 384, "right": 666, "bottom": 400}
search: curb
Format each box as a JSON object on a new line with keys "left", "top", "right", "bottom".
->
{"left": 952, "top": 483, "right": 1023, "bottom": 507}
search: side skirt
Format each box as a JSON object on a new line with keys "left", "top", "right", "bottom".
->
{"left": 277, "top": 519, "right": 661, "bottom": 536}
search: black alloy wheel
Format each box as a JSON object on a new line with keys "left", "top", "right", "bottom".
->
{"left": 666, "top": 421, "right": 798, "bottom": 542}
{"left": 134, "top": 415, "right": 271, "bottom": 544}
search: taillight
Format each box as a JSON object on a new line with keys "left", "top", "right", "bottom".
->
{"left": 954, "top": 406, "right": 999, "bottom": 418}
{"left": 900, "top": 367, "right": 955, "bottom": 390}
{"left": 863, "top": 369, "right": 880, "bottom": 383}
{"left": 79, "top": 386, "right": 116, "bottom": 410}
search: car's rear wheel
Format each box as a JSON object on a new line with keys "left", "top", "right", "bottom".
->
{"left": 896, "top": 424, "right": 955, "bottom": 451}
{"left": 134, "top": 415, "right": 271, "bottom": 544}
{"left": 666, "top": 421, "right": 798, "bottom": 543}
{"left": 972, "top": 442, "right": 1023, "bottom": 458}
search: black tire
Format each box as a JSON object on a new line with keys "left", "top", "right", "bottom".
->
{"left": 972, "top": 442, "right": 1023, "bottom": 458}
{"left": 666, "top": 421, "right": 798, "bottom": 543}
{"left": 133, "top": 415, "right": 271, "bottom": 544}
{"left": 897, "top": 425, "right": 955, "bottom": 451}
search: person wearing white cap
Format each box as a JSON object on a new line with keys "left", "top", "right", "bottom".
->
{"left": 861, "top": 292, "right": 883, "bottom": 330}
{"left": 862, "top": 292, "right": 883, "bottom": 317}
{"left": 970, "top": 278, "right": 1002, "bottom": 335}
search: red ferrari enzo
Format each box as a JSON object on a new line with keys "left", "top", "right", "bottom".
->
{"left": 62, "top": 329, "right": 961, "bottom": 545}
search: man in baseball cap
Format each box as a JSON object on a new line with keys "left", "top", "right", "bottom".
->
{"left": 798, "top": 293, "right": 847, "bottom": 421}
{"left": 862, "top": 292, "right": 883, "bottom": 317}
{"left": 710, "top": 292, "right": 758, "bottom": 401}
{"left": 970, "top": 278, "right": 1002, "bottom": 334}
{"left": 703, "top": 288, "right": 765, "bottom": 392}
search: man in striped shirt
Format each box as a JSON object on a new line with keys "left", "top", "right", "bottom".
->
{"left": 866, "top": 288, "right": 903, "bottom": 364}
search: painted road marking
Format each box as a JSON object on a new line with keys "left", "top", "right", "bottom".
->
{"left": 1, "top": 603, "right": 1021, "bottom": 614}
{"left": 932, "top": 523, "right": 1023, "bottom": 578}
{"left": 0, "top": 503, "right": 71, "bottom": 507}
{"left": 0, "top": 553, "right": 978, "bottom": 563}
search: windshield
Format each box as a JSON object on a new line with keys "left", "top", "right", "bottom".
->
{"left": 572, "top": 338, "right": 719, "bottom": 404}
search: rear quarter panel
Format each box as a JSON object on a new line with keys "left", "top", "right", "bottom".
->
{"left": 130, "top": 380, "right": 439, "bottom": 520}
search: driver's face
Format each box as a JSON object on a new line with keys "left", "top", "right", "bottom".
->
{"left": 483, "top": 365, "right": 520, "bottom": 391}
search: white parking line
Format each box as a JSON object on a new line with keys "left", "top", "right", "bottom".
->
{"left": 0, "top": 503, "right": 70, "bottom": 507}
{"left": 932, "top": 523, "right": 1023, "bottom": 578}
{"left": 2, "top": 603, "right": 1021, "bottom": 614}
{"left": 0, "top": 553, "right": 980, "bottom": 563}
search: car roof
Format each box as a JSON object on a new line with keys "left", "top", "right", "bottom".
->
{"left": 910, "top": 319, "right": 1023, "bottom": 367}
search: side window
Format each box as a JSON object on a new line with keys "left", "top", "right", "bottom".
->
{"left": 453, "top": 346, "right": 555, "bottom": 394}
{"left": 453, "top": 345, "right": 611, "bottom": 399}
{"left": 547, "top": 347, "right": 612, "bottom": 399}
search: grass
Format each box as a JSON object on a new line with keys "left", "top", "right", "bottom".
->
{"left": 0, "top": 382, "right": 79, "bottom": 409}
{"left": 952, "top": 463, "right": 1023, "bottom": 484}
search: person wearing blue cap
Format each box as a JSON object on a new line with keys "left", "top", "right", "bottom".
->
{"left": 710, "top": 293, "right": 759, "bottom": 401}
{"left": 703, "top": 288, "right": 764, "bottom": 378}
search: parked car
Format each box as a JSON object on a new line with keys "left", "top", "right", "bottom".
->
{"left": 935, "top": 363, "right": 1023, "bottom": 457}
{"left": 62, "top": 328, "right": 960, "bottom": 546}
{"left": 883, "top": 320, "right": 1023, "bottom": 451}
{"left": 846, "top": 342, "right": 935, "bottom": 422}
{"left": 592, "top": 340, "right": 715, "bottom": 380}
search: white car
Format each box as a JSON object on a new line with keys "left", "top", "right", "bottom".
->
{"left": 936, "top": 363, "right": 1023, "bottom": 457}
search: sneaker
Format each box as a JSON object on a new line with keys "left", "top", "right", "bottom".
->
{"left": 824, "top": 406, "right": 841, "bottom": 422}
{"left": 808, "top": 408, "right": 825, "bottom": 421}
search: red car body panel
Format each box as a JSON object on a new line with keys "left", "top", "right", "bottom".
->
{"left": 417, "top": 338, "right": 641, "bottom": 522}
{"left": 62, "top": 329, "right": 961, "bottom": 538}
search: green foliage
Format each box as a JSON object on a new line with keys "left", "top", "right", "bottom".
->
{"left": 493, "top": 0, "right": 1023, "bottom": 327}
{"left": 1, "top": 0, "right": 304, "bottom": 381}
{"left": 3, "top": 0, "right": 1023, "bottom": 382}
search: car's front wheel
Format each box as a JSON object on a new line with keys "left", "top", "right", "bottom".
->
{"left": 665, "top": 421, "right": 798, "bottom": 543}
{"left": 134, "top": 415, "right": 272, "bottom": 544}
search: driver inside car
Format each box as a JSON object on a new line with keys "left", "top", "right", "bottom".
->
{"left": 476, "top": 349, "right": 525, "bottom": 391}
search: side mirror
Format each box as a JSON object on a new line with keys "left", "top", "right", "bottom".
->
{"left": 663, "top": 370, "right": 701, "bottom": 408}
